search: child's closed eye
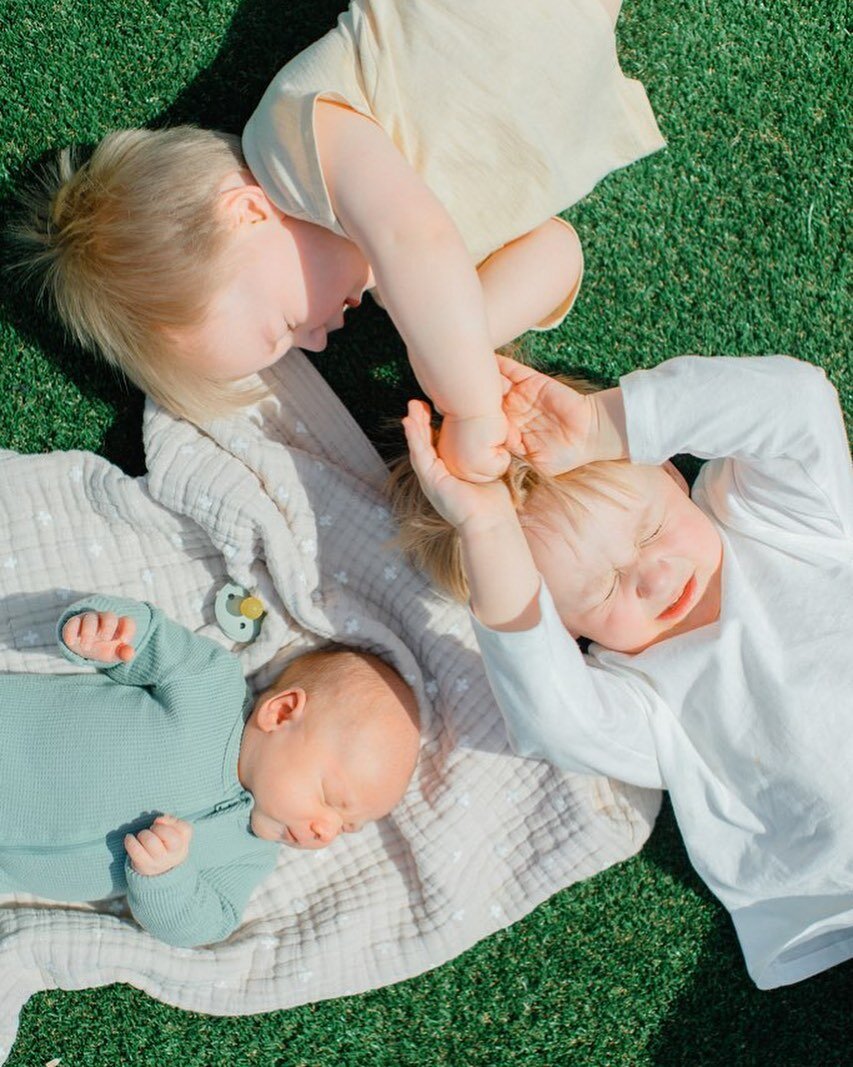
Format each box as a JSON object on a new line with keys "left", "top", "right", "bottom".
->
{"left": 599, "top": 572, "right": 619, "bottom": 606}
{"left": 639, "top": 521, "right": 664, "bottom": 547}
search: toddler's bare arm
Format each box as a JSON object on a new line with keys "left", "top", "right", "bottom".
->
{"left": 315, "top": 100, "right": 507, "bottom": 481}
{"left": 403, "top": 400, "right": 540, "bottom": 631}
{"left": 477, "top": 219, "right": 583, "bottom": 349}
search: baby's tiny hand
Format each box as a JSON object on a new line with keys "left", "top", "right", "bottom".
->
{"left": 62, "top": 611, "right": 136, "bottom": 664}
{"left": 437, "top": 412, "right": 510, "bottom": 483}
{"left": 124, "top": 814, "right": 193, "bottom": 877}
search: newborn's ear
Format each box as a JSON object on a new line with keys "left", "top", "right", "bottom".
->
{"left": 255, "top": 687, "right": 307, "bottom": 731}
{"left": 661, "top": 460, "right": 689, "bottom": 495}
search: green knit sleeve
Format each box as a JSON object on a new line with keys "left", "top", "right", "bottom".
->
{"left": 124, "top": 842, "right": 279, "bottom": 948}
{"left": 57, "top": 594, "right": 237, "bottom": 691}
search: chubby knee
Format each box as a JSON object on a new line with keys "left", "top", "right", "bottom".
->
{"left": 533, "top": 218, "right": 584, "bottom": 298}
{"left": 539, "top": 217, "right": 582, "bottom": 270}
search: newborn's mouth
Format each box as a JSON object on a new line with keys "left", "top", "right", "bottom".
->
{"left": 657, "top": 575, "right": 697, "bottom": 622}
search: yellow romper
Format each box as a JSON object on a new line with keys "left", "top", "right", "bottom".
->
{"left": 242, "top": 0, "right": 665, "bottom": 330}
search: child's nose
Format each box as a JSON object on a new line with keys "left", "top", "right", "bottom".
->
{"left": 636, "top": 557, "right": 672, "bottom": 602}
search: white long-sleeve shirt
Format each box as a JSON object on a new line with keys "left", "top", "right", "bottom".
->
{"left": 472, "top": 355, "right": 853, "bottom": 989}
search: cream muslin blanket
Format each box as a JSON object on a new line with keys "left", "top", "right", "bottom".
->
{"left": 0, "top": 353, "right": 660, "bottom": 1059}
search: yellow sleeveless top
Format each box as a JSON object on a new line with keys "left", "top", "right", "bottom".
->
{"left": 242, "top": 0, "right": 665, "bottom": 327}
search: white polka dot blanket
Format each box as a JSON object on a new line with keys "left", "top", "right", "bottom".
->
{"left": 0, "top": 352, "right": 659, "bottom": 1059}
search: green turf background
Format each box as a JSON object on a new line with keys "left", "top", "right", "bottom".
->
{"left": 1, "top": 0, "right": 850, "bottom": 1063}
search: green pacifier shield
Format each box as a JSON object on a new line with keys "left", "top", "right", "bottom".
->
{"left": 214, "top": 583, "right": 265, "bottom": 643}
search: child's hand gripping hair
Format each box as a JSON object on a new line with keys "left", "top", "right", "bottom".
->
{"left": 402, "top": 400, "right": 540, "bottom": 631}
{"left": 499, "top": 354, "right": 627, "bottom": 473}
{"left": 402, "top": 355, "right": 630, "bottom": 630}
{"left": 437, "top": 411, "right": 510, "bottom": 485}
{"left": 61, "top": 609, "right": 194, "bottom": 877}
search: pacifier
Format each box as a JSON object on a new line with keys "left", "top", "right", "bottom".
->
{"left": 214, "top": 583, "right": 265, "bottom": 643}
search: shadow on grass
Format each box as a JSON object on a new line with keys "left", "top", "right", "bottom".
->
{"left": 641, "top": 803, "right": 853, "bottom": 1067}
{"left": 0, "top": 148, "right": 146, "bottom": 471}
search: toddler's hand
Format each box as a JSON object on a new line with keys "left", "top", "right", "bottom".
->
{"left": 403, "top": 400, "right": 513, "bottom": 530}
{"left": 62, "top": 611, "right": 136, "bottom": 664}
{"left": 436, "top": 412, "right": 510, "bottom": 483}
{"left": 124, "top": 814, "right": 193, "bottom": 877}
{"left": 498, "top": 354, "right": 596, "bottom": 475}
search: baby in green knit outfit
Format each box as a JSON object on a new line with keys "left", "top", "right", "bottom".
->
{"left": 0, "top": 594, "right": 420, "bottom": 948}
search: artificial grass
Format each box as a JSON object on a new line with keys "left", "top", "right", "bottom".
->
{"left": 1, "top": 0, "right": 850, "bottom": 1064}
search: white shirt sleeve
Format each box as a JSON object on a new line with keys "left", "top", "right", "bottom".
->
{"left": 470, "top": 581, "right": 665, "bottom": 789}
{"left": 621, "top": 355, "right": 853, "bottom": 537}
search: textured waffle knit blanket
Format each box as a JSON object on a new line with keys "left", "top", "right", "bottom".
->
{"left": 0, "top": 353, "right": 660, "bottom": 1059}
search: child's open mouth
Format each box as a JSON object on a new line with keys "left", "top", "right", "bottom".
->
{"left": 657, "top": 575, "right": 697, "bottom": 622}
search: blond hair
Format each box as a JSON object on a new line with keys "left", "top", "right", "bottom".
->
{"left": 388, "top": 370, "right": 643, "bottom": 601}
{"left": 8, "top": 126, "right": 266, "bottom": 422}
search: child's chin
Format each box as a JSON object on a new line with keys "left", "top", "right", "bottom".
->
{"left": 604, "top": 630, "right": 658, "bottom": 655}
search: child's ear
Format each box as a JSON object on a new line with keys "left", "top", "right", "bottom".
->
{"left": 661, "top": 460, "right": 689, "bottom": 495}
{"left": 217, "top": 182, "right": 276, "bottom": 228}
{"left": 255, "top": 687, "right": 307, "bottom": 731}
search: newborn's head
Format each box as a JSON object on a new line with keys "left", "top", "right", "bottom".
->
{"left": 239, "top": 649, "right": 420, "bottom": 849}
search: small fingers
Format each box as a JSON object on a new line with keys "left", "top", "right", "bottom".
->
{"left": 402, "top": 399, "right": 432, "bottom": 437}
{"left": 124, "top": 815, "right": 192, "bottom": 873}
{"left": 134, "top": 828, "right": 169, "bottom": 859}
{"left": 496, "top": 353, "right": 535, "bottom": 383}
{"left": 115, "top": 615, "right": 136, "bottom": 645}
{"left": 403, "top": 402, "right": 440, "bottom": 477}
{"left": 504, "top": 421, "right": 524, "bottom": 457}
{"left": 61, "top": 615, "right": 81, "bottom": 647}
{"left": 464, "top": 447, "right": 510, "bottom": 484}
{"left": 146, "top": 825, "right": 184, "bottom": 853}
{"left": 78, "top": 611, "right": 100, "bottom": 644}
{"left": 152, "top": 814, "right": 193, "bottom": 845}
{"left": 96, "top": 611, "right": 119, "bottom": 643}
{"left": 123, "top": 833, "right": 146, "bottom": 866}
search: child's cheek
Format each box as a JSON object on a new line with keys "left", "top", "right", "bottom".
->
{"left": 607, "top": 601, "right": 653, "bottom": 653}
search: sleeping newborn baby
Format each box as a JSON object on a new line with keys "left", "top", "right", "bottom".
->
{"left": 0, "top": 594, "right": 420, "bottom": 947}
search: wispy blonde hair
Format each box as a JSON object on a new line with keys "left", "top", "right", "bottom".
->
{"left": 387, "top": 369, "right": 644, "bottom": 601}
{"left": 8, "top": 126, "right": 267, "bottom": 422}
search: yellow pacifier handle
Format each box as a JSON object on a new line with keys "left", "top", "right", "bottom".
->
{"left": 239, "top": 596, "right": 264, "bottom": 620}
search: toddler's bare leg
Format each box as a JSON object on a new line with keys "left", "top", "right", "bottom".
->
{"left": 477, "top": 219, "right": 583, "bottom": 350}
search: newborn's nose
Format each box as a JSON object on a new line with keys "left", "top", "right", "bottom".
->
{"left": 307, "top": 818, "right": 340, "bottom": 847}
